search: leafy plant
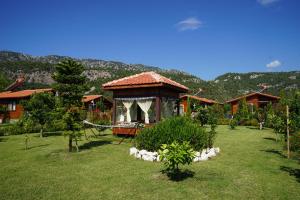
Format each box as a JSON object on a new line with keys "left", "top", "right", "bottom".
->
{"left": 21, "top": 92, "right": 56, "bottom": 138}
{"left": 229, "top": 119, "right": 237, "bottom": 129}
{"left": 235, "top": 98, "right": 250, "bottom": 122}
{"left": 159, "top": 141, "right": 195, "bottom": 174}
{"left": 207, "top": 106, "right": 218, "bottom": 148}
{"left": 196, "top": 107, "right": 209, "bottom": 126}
{"left": 135, "top": 116, "right": 207, "bottom": 152}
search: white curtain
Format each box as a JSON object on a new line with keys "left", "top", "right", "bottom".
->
{"left": 123, "top": 101, "right": 133, "bottom": 123}
{"left": 137, "top": 100, "right": 153, "bottom": 124}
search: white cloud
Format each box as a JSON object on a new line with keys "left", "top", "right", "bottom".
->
{"left": 176, "top": 17, "right": 202, "bottom": 31}
{"left": 257, "top": 0, "right": 280, "bottom": 6}
{"left": 266, "top": 60, "right": 281, "bottom": 68}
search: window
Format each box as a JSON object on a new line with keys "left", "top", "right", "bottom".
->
{"left": 8, "top": 101, "right": 16, "bottom": 111}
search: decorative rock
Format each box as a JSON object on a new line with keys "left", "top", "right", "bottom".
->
{"left": 156, "top": 155, "right": 161, "bottom": 162}
{"left": 207, "top": 148, "right": 216, "bottom": 158}
{"left": 195, "top": 151, "right": 201, "bottom": 157}
{"left": 129, "top": 147, "right": 219, "bottom": 162}
{"left": 199, "top": 152, "right": 208, "bottom": 161}
{"left": 129, "top": 147, "right": 138, "bottom": 156}
{"left": 139, "top": 150, "right": 147, "bottom": 156}
{"left": 193, "top": 156, "right": 200, "bottom": 162}
{"left": 135, "top": 152, "right": 142, "bottom": 159}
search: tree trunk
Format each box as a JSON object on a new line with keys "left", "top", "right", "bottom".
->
{"left": 75, "top": 135, "right": 79, "bottom": 152}
{"left": 259, "top": 122, "right": 263, "bottom": 130}
{"left": 25, "top": 134, "right": 29, "bottom": 150}
{"left": 40, "top": 126, "right": 43, "bottom": 138}
{"left": 286, "top": 105, "right": 290, "bottom": 159}
{"left": 68, "top": 135, "right": 73, "bottom": 152}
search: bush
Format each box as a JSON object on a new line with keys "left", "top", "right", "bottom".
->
{"left": 240, "top": 118, "right": 259, "bottom": 127}
{"left": 290, "top": 131, "right": 300, "bottom": 156}
{"left": 135, "top": 116, "right": 207, "bottom": 152}
{"left": 195, "top": 107, "right": 209, "bottom": 126}
{"left": 229, "top": 119, "right": 237, "bottom": 129}
{"left": 0, "top": 123, "right": 25, "bottom": 135}
{"left": 218, "top": 118, "right": 230, "bottom": 125}
{"left": 159, "top": 141, "right": 195, "bottom": 173}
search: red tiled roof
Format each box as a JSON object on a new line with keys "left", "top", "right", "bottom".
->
{"left": 226, "top": 92, "right": 280, "bottom": 103}
{"left": 181, "top": 95, "right": 219, "bottom": 104}
{"left": 82, "top": 95, "right": 102, "bottom": 103}
{"left": 0, "top": 88, "right": 53, "bottom": 99}
{"left": 102, "top": 71, "right": 189, "bottom": 92}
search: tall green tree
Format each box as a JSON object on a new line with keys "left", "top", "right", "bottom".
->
{"left": 22, "top": 92, "right": 56, "bottom": 138}
{"left": 236, "top": 98, "right": 250, "bottom": 121}
{"left": 52, "top": 59, "right": 87, "bottom": 152}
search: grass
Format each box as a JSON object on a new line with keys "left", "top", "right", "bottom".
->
{"left": 0, "top": 126, "right": 299, "bottom": 200}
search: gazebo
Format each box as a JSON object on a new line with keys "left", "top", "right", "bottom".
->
{"left": 102, "top": 71, "right": 189, "bottom": 135}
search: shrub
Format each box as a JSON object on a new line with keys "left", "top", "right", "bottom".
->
{"left": 158, "top": 141, "right": 195, "bottom": 173}
{"left": 240, "top": 118, "right": 259, "bottom": 127}
{"left": 135, "top": 116, "right": 207, "bottom": 152}
{"left": 218, "top": 118, "right": 230, "bottom": 125}
{"left": 229, "top": 119, "right": 237, "bottom": 129}
{"left": 290, "top": 131, "right": 300, "bottom": 156}
{"left": 195, "top": 107, "right": 209, "bottom": 126}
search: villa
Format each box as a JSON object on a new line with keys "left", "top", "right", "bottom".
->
{"left": 180, "top": 95, "right": 220, "bottom": 114}
{"left": 0, "top": 88, "right": 53, "bottom": 122}
{"left": 226, "top": 92, "right": 280, "bottom": 114}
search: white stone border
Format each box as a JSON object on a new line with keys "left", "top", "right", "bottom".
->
{"left": 129, "top": 147, "right": 220, "bottom": 162}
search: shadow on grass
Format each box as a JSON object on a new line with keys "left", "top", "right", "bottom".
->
{"left": 280, "top": 166, "right": 300, "bottom": 183}
{"left": 246, "top": 126, "right": 260, "bottom": 130}
{"left": 263, "top": 137, "right": 277, "bottom": 141}
{"left": 80, "top": 140, "right": 112, "bottom": 150}
{"left": 162, "top": 169, "right": 195, "bottom": 182}
{"left": 0, "top": 137, "right": 8, "bottom": 142}
{"left": 26, "top": 144, "right": 50, "bottom": 150}
{"left": 261, "top": 149, "right": 285, "bottom": 158}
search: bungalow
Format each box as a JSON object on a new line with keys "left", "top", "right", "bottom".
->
{"left": 82, "top": 95, "right": 112, "bottom": 112}
{"left": 0, "top": 88, "right": 53, "bottom": 122}
{"left": 102, "top": 71, "right": 189, "bottom": 135}
{"left": 180, "top": 95, "right": 219, "bottom": 114}
{"left": 226, "top": 92, "right": 280, "bottom": 115}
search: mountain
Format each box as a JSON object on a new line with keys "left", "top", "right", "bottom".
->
{"left": 0, "top": 50, "right": 299, "bottom": 102}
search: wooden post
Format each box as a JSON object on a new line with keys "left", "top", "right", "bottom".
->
{"left": 156, "top": 96, "right": 161, "bottom": 123}
{"left": 177, "top": 99, "right": 180, "bottom": 116}
{"left": 112, "top": 99, "right": 116, "bottom": 125}
{"left": 286, "top": 105, "right": 290, "bottom": 159}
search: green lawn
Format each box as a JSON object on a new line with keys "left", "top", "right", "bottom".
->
{"left": 0, "top": 126, "right": 299, "bottom": 200}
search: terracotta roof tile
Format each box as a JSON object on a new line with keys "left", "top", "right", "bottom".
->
{"left": 0, "top": 88, "right": 53, "bottom": 99}
{"left": 226, "top": 92, "right": 280, "bottom": 103}
{"left": 181, "top": 95, "right": 219, "bottom": 104}
{"left": 102, "top": 71, "right": 189, "bottom": 91}
{"left": 82, "top": 95, "right": 102, "bottom": 103}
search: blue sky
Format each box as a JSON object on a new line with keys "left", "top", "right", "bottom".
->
{"left": 0, "top": 0, "right": 299, "bottom": 80}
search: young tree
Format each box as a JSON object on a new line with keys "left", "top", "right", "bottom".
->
{"left": 52, "top": 59, "right": 87, "bottom": 152}
{"left": 207, "top": 106, "right": 218, "bottom": 148}
{"left": 236, "top": 98, "right": 250, "bottom": 122}
{"left": 255, "top": 108, "right": 266, "bottom": 130}
{"left": 96, "top": 99, "right": 106, "bottom": 112}
{"left": 196, "top": 107, "right": 209, "bottom": 126}
{"left": 22, "top": 92, "right": 56, "bottom": 138}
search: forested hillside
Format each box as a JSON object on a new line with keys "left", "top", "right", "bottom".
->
{"left": 0, "top": 51, "right": 299, "bottom": 102}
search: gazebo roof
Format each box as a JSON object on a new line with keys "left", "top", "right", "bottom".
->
{"left": 102, "top": 71, "right": 189, "bottom": 92}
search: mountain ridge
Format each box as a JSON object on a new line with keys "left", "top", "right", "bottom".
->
{"left": 0, "top": 50, "right": 299, "bottom": 102}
